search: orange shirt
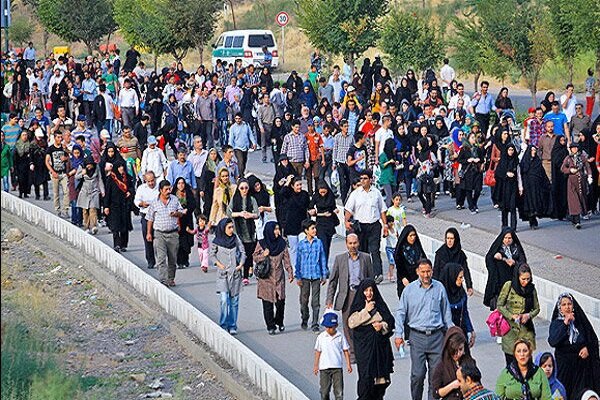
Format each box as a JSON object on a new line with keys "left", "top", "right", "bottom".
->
{"left": 305, "top": 132, "right": 324, "bottom": 162}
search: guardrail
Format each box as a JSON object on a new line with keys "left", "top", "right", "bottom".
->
{"left": 1, "top": 192, "right": 310, "bottom": 400}
{"left": 333, "top": 206, "right": 600, "bottom": 333}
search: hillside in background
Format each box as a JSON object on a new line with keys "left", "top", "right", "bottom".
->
{"left": 8, "top": 0, "right": 596, "bottom": 91}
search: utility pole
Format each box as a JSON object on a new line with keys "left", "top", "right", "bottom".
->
{"left": 1, "top": 0, "right": 11, "bottom": 53}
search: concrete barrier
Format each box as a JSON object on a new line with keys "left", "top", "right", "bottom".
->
{"left": 334, "top": 206, "right": 600, "bottom": 333}
{"left": 1, "top": 192, "right": 310, "bottom": 400}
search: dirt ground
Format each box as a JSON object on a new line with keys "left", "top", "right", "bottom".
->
{"left": 1, "top": 219, "right": 236, "bottom": 400}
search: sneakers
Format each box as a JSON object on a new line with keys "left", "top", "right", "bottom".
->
{"left": 91, "top": 227, "right": 98, "bottom": 235}
{"left": 242, "top": 278, "right": 250, "bottom": 286}
{"left": 575, "top": 223, "right": 582, "bottom": 230}
{"left": 278, "top": 325, "right": 285, "bottom": 332}
{"left": 147, "top": 264, "right": 155, "bottom": 269}
{"left": 268, "top": 329, "right": 277, "bottom": 335}
{"left": 312, "top": 325, "right": 320, "bottom": 334}
{"left": 374, "top": 275, "right": 384, "bottom": 284}
{"left": 229, "top": 329, "right": 237, "bottom": 336}
{"left": 201, "top": 266, "right": 208, "bottom": 273}
{"left": 167, "top": 279, "right": 176, "bottom": 287}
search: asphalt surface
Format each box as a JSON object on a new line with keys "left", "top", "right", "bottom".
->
{"left": 18, "top": 146, "right": 600, "bottom": 399}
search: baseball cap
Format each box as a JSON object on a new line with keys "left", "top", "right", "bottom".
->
{"left": 100, "top": 129, "right": 110, "bottom": 139}
{"left": 147, "top": 135, "right": 157, "bottom": 145}
{"left": 347, "top": 85, "right": 356, "bottom": 92}
{"left": 321, "top": 312, "right": 339, "bottom": 328}
{"left": 77, "top": 115, "right": 86, "bottom": 121}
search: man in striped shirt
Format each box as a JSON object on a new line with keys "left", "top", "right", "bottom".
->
{"left": 332, "top": 120, "right": 353, "bottom": 201}
{"left": 280, "top": 119, "right": 310, "bottom": 177}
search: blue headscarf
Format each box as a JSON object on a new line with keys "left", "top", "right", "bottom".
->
{"left": 70, "top": 144, "right": 85, "bottom": 170}
{"left": 259, "top": 221, "right": 287, "bottom": 257}
{"left": 534, "top": 352, "right": 567, "bottom": 400}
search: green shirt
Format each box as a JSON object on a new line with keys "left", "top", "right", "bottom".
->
{"left": 102, "top": 73, "right": 118, "bottom": 94}
{"left": 378, "top": 152, "right": 396, "bottom": 186}
{"left": 495, "top": 367, "right": 551, "bottom": 400}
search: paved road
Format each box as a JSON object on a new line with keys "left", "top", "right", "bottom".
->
{"left": 23, "top": 148, "right": 599, "bottom": 399}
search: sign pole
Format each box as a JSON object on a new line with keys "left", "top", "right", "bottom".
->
{"left": 281, "top": 25, "right": 285, "bottom": 65}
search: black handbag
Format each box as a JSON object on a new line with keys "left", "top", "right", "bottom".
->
{"left": 254, "top": 257, "right": 271, "bottom": 279}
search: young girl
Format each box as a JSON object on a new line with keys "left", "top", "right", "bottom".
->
{"left": 196, "top": 214, "right": 210, "bottom": 273}
{"left": 386, "top": 192, "right": 408, "bottom": 231}
{"left": 211, "top": 218, "right": 246, "bottom": 335}
{"left": 384, "top": 215, "right": 398, "bottom": 282}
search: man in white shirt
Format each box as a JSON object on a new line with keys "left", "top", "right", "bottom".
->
{"left": 48, "top": 67, "right": 64, "bottom": 92}
{"left": 328, "top": 66, "right": 343, "bottom": 103}
{"left": 447, "top": 82, "right": 472, "bottom": 112}
{"left": 23, "top": 42, "right": 36, "bottom": 68}
{"left": 374, "top": 115, "right": 394, "bottom": 158}
{"left": 140, "top": 136, "right": 167, "bottom": 180}
{"left": 439, "top": 58, "right": 456, "bottom": 97}
{"left": 560, "top": 83, "right": 578, "bottom": 122}
{"left": 187, "top": 136, "right": 208, "bottom": 215}
{"left": 134, "top": 171, "right": 159, "bottom": 269}
{"left": 118, "top": 78, "right": 140, "bottom": 128}
{"left": 344, "top": 169, "right": 388, "bottom": 284}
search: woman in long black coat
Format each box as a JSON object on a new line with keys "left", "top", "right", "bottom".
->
{"left": 433, "top": 227, "right": 474, "bottom": 296}
{"left": 13, "top": 130, "right": 32, "bottom": 198}
{"left": 174, "top": 177, "right": 197, "bottom": 269}
{"left": 103, "top": 161, "right": 133, "bottom": 252}
{"left": 348, "top": 278, "right": 395, "bottom": 400}
{"left": 273, "top": 155, "right": 298, "bottom": 228}
{"left": 457, "top": 133, "right": 485, "bottom": 213}
{"left": 519, "top": 145, "right": 553, "bottom": 229}
{"left": 551, "top": 135, "right": 569, "bottom": 220}
{"left": 494, "top": 143, "right": 521, "bottom": 230}
{"left": 549, "top": 293, "right": 600, "bottom": 398}
{"left": 30, "top": 132, "right": 50, "bottom": 200}
{"left": 394, "top": 225, "right": 426, "bottom": 300}
{"left": 308, "top": 181, "right": 339, "bottom": 264}
{"left": 483, "top": 227, "right": 527, "bottom": 310}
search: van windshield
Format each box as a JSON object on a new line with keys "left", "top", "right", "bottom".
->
{"left": 248, "top": 34, "right": 275, "bottom": 48}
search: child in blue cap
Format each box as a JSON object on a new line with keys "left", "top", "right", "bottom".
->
{"left": 313, "top": 312, "right": 352, "bottom": 400}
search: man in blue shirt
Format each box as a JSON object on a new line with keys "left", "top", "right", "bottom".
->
{"left": 228, "top": 113, "right": 256, "bottom": 177}
{"left": 394, "top": 259, "right": 453, "bottom": 400}
{"left": 470, "top": 81, "right": 496, "bottom": 135}
{"left": 166, "top": 146, "right": 196, "bottom": 190}
{"left": 295, "top": 219, "right": 329, "bottom": 333}
{"left": 543, "top": 101, "right": 570, "bottom": 140}
{"left": 81, "top": 71, "right": 97, "bottom": 127}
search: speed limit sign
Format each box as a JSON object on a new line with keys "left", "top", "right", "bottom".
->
{"left": 276, "top": 11, "right": 289, "bottom": 27}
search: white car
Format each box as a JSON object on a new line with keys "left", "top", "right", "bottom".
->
{"left": 211, "top": 29, "right": 279, "bottom": 69}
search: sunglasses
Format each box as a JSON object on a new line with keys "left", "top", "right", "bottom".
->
{"left": 239, "top": 186, "right": 249, "bottom": 190}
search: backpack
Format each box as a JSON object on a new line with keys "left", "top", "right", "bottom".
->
{"left": 254, "top": 257, "right": 271, "bottom": 279}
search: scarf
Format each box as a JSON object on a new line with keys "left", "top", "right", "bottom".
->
{"left": 259, "top": 221, "right": 286, "bottom": 257}
{"left": 555, "top": 293, "right": 580, "bottom": 344}
{"left": 71, "top": 144, "right": 85, "bottom": 170}
{"left": 205, "top": 149, "right": 218, "bottom": 173}
{"left": 213, "top": 218, "right": 237, "bottom": 249}
{"left": 247, "top": 175, "right": 270, "bottom": 207}
{"left": 440, "top": 263, "right": 466, "bottom": 304}
{"left": 216, "top": 167, "right": 233, "bottom": 209}
{"left": 507, "top": 360, "right": 539, "bottom": 400}
{"left": 511, "top": 266, "right": 536, "bottom": 314}
{"left": 15, "top": 137, "right": 31, "bottom": 156}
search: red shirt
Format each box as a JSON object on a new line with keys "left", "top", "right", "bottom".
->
{"left": 305, "top": 132, "right": 323, "bottom": 162}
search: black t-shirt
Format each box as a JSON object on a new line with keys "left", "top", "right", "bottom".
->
{"left": 46, "top": 144, "right": 68, "bottom": 173}
{"left": 347, "top": 144, "right": 367, "bottom": 173}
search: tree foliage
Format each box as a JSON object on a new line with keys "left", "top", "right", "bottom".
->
{"left": 470, "top": 0, "right": 554, "bottom": 105}
{"left": 450, "top": 16, "right": 511, "bottom": 90}
{"left": 114, "top": 0, "right": 220, "bottom": 61}
{"left": 379, "top": 9, "right": 444, "bottom": 73}
{"left": 296, "top": 0, "right": 388, "bottom": 66}
{"left": 8, "top": 16, "right": 34, "bottom": 47}
{"left": 37, "top": 0, "right": 116, "bottom": 53}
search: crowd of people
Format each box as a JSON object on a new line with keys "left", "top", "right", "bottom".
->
{"left": 1, "top": 45, "right": 600, "bottom": 400}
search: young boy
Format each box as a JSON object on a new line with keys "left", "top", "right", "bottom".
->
{"left": 195, "top": 214, "right": 210, "bottom": 273}
{"left": 295, "top": 219, "right": 329, "bottom": 333}
{"left": 384, "top": 215, "right": 398, "bottom": 282}
{"left": 386, "top": 192, "right": 407, "bottom": 231}
{"left": 314, "top": 312, "right": 352, "bottom": 400}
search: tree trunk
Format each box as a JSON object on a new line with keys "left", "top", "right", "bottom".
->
{"left": 105, "top": 31, "right": 112, "bottom": 55}
{"left": 43, "top": 30, "right": 49, "bottom": 57}
{"left": 199, "top": 46, "right": 204, "bottom": 65}
{"left": 85, "top": 41, "right": 94, "bottom": 56}
{"left": 528, "top": 70, "right": 539, "bottom": 107}
{"left": 228, "top": 0, "right": 237, "bottom": 30}
{"left": 154, "top": 53, "right": 158, "bottom": 72}
{"left": 568, "top": 58, "right": 574, "bottom": 84}
{"left": 473, "top": 71, "right": 481, "bottom": 92}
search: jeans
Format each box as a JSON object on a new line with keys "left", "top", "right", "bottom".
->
{"left": 287, "top": 235, "right": 299, "bottom": 268}
{"left": 300, "top": 278, "right": 321, "bottom": 328}
{"left": 234, "top": 149, "right": 248, "bottom": 177}
{"left": 141, "top": 215, "right": 156, "bottom": 267}
{"left": 218, "top": 120, "right": 229, "bottom": 145}
{"left": 260, "top": 124, "right": 272, "bottom": 159}
{"left": 336, "top": 164, "right": 351, "bottom": 202}
{"left": 409, "top": 329, "right": 443, "bottom": 400}
{"left": 418, "top": 192, "right": 434, "bottom": 214}
{"left": 242, "top": 241, "right": 256, "bottom": 279}
{"left": 219, "top": 292, "right": 240, "bottom": 331}
{"left": 70, "top": 200, "right": 82, "bottom": 226}
{"left": 121, "top": 106, "right": 136, "bottom": 128}
{"left": 358, "top": 222, "right": 383, "bottom": 276}
{"left": 262, "top": 298, "right": 285, "bottom": 330}
{"left": 319, "top": 368, "right": 344, "bottom": 400}
{"left": 2, "top": 176, "right": 10, "bottom": 192}
{"left": 51, "top": 173, "right": 69, "bottom": 216}
{"left": 200, "top": 120, "right": 215, "bottom": 149}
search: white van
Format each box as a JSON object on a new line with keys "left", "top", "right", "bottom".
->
{"left": 211, "top": 29, "right": 279, "bottom": 69}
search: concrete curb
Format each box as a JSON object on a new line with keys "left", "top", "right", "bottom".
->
{"left": 1, "top": 192, "right": 310, "bottom": 400}
{"left": 334, "top": 206, "right": 600, "bottom": 333}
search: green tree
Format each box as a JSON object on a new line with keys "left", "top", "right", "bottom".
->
{"left": 296, "top": 0, "right": 388, "bottom": 68}
{"left": 115, "top": 0, "right": 219, "bottom": 64}
{"left": 548, "top": 0, "right": 587, "bottom": 83}
{"left": 379, "top": 9, "right": 444, "bottom": 74}
{"left": 450, "top": 16, "right": 511, "bottom": 91}
{"left": 37, "top": 0, "right": 117, "bottom": 54}
{"left": 472, "top": 0, "right": 555, "bottom": 105}
{"left": 8, "top": 16, "right": 34, "bottom": 47}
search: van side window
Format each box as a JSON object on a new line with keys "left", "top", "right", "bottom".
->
{"left": 232, "top": 36, "right": 244, "bottom": 48}
{"left": 248, "top": 34, "right": 275, "bottom": 48}
{"left": 216, "top": 35, "right": 224, "bottom": 47}
{"left": 224, "top": 36, "right": 233, "bottom": 48}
